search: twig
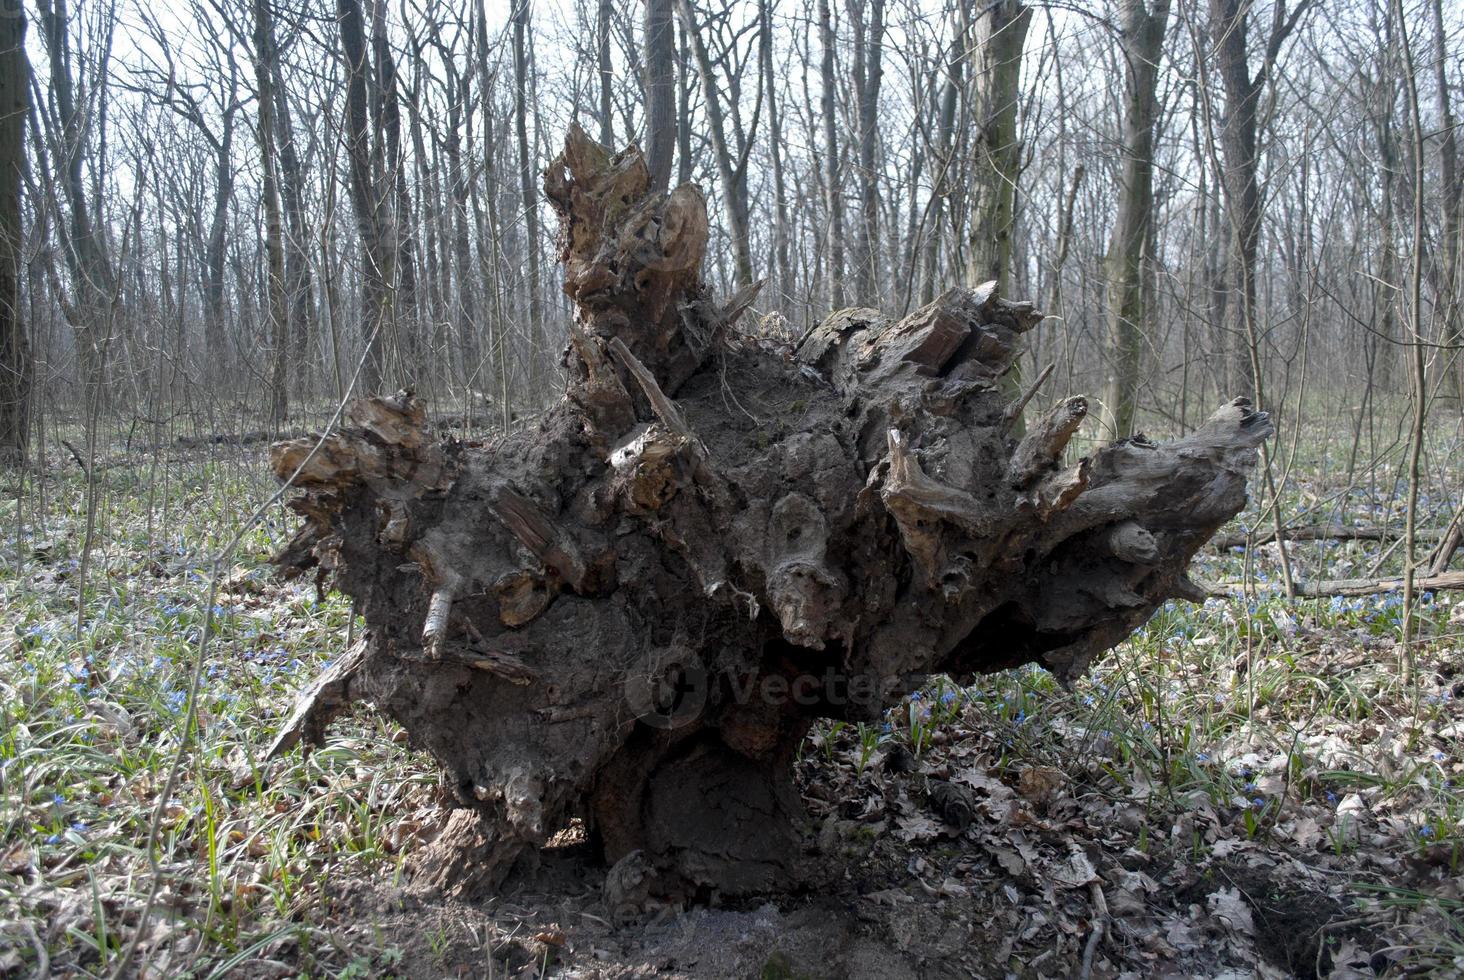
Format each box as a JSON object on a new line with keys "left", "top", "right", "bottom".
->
{"left": 24, "top": 921, "right": 48, "bottom": 979}
{"left": 1002, "top": 361, "right": 1055, "bottom": 431}
{"left": 57, "top": 438, "right": 90, "bottom": 477}
{"left": 1079, "top": 881, "right": 1109, "bottom": 980}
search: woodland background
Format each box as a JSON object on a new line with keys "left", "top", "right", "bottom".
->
{"left": 0, "top": 0, "right": 1460, "bottom": 450}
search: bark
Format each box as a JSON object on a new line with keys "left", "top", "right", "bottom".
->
{"left": 1207, "top": 0, "right": 1313, "bottom": 400}
{"left": 35, "top": 0, "right": 115, "bottom": 396}
{"left": 269, "top": 42, "right": 314, "bottom": 391}
{"left": 675, "top": 0, "right": 755, "bottom": 290}
{"left": 203, "top": 107, "right": 234, "bottom": 380}
{"left": 818, "top": 0, "right": 845, "bottom": 308}
{"left": 598, "top": 0, "right": 614, "bottom": 147}
{"left": 849, "top": 0, "right": 884, "bottom": 306}
{"left": 921, "top": 31, "right": 965, "bottom": 307}
{"left": 269, "top": 128, "right": 1271, "bottom": 902}
{"left": 512, "top": 0, "right": 546, "bottom": 398}
{"left": 0, "top": 0, "right": 29, "bottom": 465}
{"left": 965, "top": 0, "right": 1030, "bottom": 294}
{"left": 250, "top": 0, "right": 289, "bottom": 425}
{"left": 759, "top": 0, "right": 791, "bottom": 311}
{"left": 373, "top": 0, "right": 418, "bottom": 375}
{"left": 643, "top": 0, "right": 676, "bottom": 194}
{"left": 1432, "top": 0, "right": 1462, "bottom": 405}
{"left": 675, "top": 15, "right": 693, "bottom": 188}
{"left": 1100, "top": 0, "right": 1169, "bottom": 441}
{"left": 338, "top": 0, "right": 390, "bottom": 394}
{"left": 445, "top": 64, "right": 478, "bottom": 383}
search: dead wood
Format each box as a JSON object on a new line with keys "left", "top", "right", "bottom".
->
{"left": 268, "top": 126, "right": 1271, "bottom": 901}
{"left": 1208, "top": 571, "right": 1464, "bottom": 598}
{"left": 1210, "top": 524, "right": 1447, "bottom": 551}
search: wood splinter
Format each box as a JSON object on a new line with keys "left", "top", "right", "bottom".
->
{"left": 421, "top": 573, "right": 461, "bottom": 658}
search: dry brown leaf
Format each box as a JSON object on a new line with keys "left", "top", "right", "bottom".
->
{"left": 1017, "top": 765, "right": 1064, "bottom": 805}
{"left": 1206, "top": 886, "right": 1255, "bottom": 935}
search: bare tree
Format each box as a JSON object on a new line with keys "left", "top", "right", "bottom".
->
{"left": 249, "top": 0, "right": 289, "bottom": 423}
{"left": 512, "top": 0, "right": 546, "bottom": 397}
{"left": 849, "top": 0, "right": 884, "bottom": 305}
{"left": 34, "top": 0, "right": 119, "bottom": 397}
{"left": 1431, "top": 0, "right": 1461, "bottom": 405}
{"left": 644, "top": 0, "right": 676, "bottom": 192}
{"left": 1205, "top": 0, "right": 1314, "bottom": 399}
{"left": 1100, "top": 0, "right": 1171, "bottom": 441}
{"left": 598, "top": 0, "right": 614, "bottom": 145}
{"left": 676, "top": 0, "right": 761, "bottom": 288}
{"left": 338, "top": 0, "right": 391, "bottom": 393}
{"left": 0, "top": 0, "right": 29, "bottom": 463}
{"left": 760, "top": 0, "right": 791, "bottom": 309}
{"left": 965, "top": 0, "right": 1031, "bottom": 294}
{"left": 818, "top": 0, "right": 845, "bottom": 307}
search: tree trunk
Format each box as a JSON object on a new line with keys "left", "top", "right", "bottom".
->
{"left": 676, "top": 0, "right": 755, "bottom": 290}
{"left": 251, "top": 0, "right": 290, "bottom": 425}
{"left": 760, "top": 0, "right": 791, "bottom": 313}
{"left": 598, "top": 0, "right": 615, "bottom": 147}
{"left": 922, "top": 30, "right": 964, "bottom": 307}
{"left": 270, "top": 41, "right": 314, "bottom": 393}
{"left": 1211, "top": 0, "right": 1262, "bottom": 401}
{"left": 269, "top": 127, "right": 1271, "bottom": 902}
{"left": 1432, "top": 0, "right": 1462, "bottom": 406}
{"left": 0, "top": 0, "right": 30, "bottom": 465}
{"left": 35, "top": 0, "right": 115, "bottom": 399}
{"left": 965, "top": 0, "right": 1030, "bottom": 294}
{"left": 512, "top": 0, "right": 546, "bottom": 400}
{"left": 203, "top": 113, "right": 234, "bottom": 383}
{"left": 338, "top": 0, "right": 389, "bottom": 394}
{"left": 817, "top": 0, "right": 845, "bottom": 309}
{"left": 1100, "top": 0, "right": 1169, "bottom": 442}
{"left": 1206, "top": 0, "right": 1313, "bottom": 402}
{"left": 849, "top": 0, "right": 884, "bottom": 306}
{"left": 373, "top": 0, "right": 418, "bottom": 378}
{"left": 643, "top": 0, "right": 676, "bottom": 194}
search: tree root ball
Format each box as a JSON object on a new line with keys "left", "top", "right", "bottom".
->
{"left": 268, "top": 125, "right": 1271, "bottom": 901}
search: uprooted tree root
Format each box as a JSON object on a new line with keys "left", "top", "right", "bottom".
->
{"left": 266, "top": 125, "right": 1271, "bottom": 903}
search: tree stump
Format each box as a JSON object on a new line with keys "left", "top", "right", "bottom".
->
{"left": 268, "top": 125, "right": 1272, "bottom": 901}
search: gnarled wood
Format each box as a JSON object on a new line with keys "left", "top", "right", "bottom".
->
{"left": 270, "top": 126, "right": 1272, "bottom": 902}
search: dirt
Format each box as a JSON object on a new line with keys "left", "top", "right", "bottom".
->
{"left": 304, "top": 753, "right": 1389, "bottom": 980}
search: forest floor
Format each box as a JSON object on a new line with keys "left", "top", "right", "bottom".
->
{"left": 2, "top": 417, "right": 1464, "bottom": 978}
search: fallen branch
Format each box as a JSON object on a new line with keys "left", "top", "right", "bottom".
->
{"left": 1207, "top": 571, "right": 1464, "bottom": 598}
{"left": 1210, "top": 524, "right": 1446, "bottom": 551}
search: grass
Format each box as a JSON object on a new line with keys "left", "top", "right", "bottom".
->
{"left": 1, "top": 410, "right": 1462, "bottom": 975}
{"left": 2, "top": 446, "right": 430, "bottom": 976}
